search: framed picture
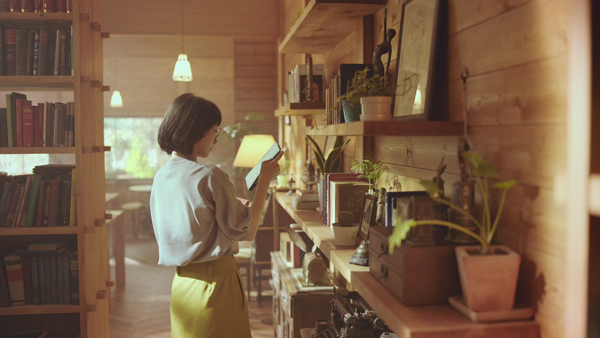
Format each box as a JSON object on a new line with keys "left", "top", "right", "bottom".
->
{"left": 385, "top": 191, "right": 429, "bottom": 226}
{"left": 392, "top": 0, "right": 441, "bottom": 121}
{"left": 358, "top": 194, "right": 375, "bottom": 239}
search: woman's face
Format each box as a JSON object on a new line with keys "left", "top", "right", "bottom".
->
{"left": 192, "top": 125, "right": 221, "bottom": 158}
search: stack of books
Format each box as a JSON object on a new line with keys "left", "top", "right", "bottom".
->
{"left": 292, "top": 189, "right": 320, "bottom": 210}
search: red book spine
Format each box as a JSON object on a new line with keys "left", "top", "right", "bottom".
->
{"left": 42, "top": 0, "right": 53, "bottom": 12}
{"left": 9, "top": 0, "right": 20, "bottom": 12}
{"left": 34, "top": 104, "right": 44, "bottom": 147}
{"left": 55, "top": 0, "right": 63, "bottom": 12}
{"left": 22, "top": 105, "right": 34, "bottom": 147}
{"left": 3, "top": 30, "right": 16, "bottom": 76}
{"left": 20, "top": 0, "right": 33, "bottom": 12}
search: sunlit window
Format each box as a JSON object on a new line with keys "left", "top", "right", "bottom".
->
{"left": 104, "top": 117, "right": 170, "bottom": 179}
{"left": 0, "top": 154, "right": 50, "bottom": 175}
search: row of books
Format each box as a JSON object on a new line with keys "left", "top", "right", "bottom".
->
{"left": 0, "top": 24, "right": 72, "bottom": 76}
{"left": 0, "top": 242, "right": 79, "bottom": 307}
{"left": 0, "top": 0, "right": 73, "bottom": 13}
{"left": 0, "top": 165, "right": 76, "bottom": 228}
{"left": 324, "top": 64, "right": 374, "bottom": 125}
{"left": 320, "top": 173, "right": 369, "bottom": 227}
{"left": 1, "top": 93, "right": 75, "bottom": 148}
{"left": 286, "top": 63, "right": 325, "bottom": 104}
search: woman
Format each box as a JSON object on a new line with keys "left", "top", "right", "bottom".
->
{"left": 150, "top": 93, "right": 282, "bottom": 337}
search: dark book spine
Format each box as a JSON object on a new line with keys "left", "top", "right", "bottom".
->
{"left": 46, "top": 27, "right": 56, "bottom": 76}
{"left": 0, "top": 0, "right": 9, "bottom": 12}
{"left": 45, "top": 102, "right": 53, "bottom": 146}
{"left": 24, "top": 174, "right": 41, "bottom": 227}
{"left": 34, "top": 104, "right": 44, "bottom": 147}
{"left": 4, "top": 183, "right": 23, "bottom": 226}
{"left": 57, "top": 102, "right": 66, "bottom": 146}
{"left": 58, "top": 171, "right": 71, "bottom": 225}
{"left": 0, "top": 23, "right": 3, "bottom": 75}
{"left": 0, "top": 108, "right": 8, "bottom": 147}
{"left": 69, "top": 251, "right": 78, "bottom": 305}
{"left": 58, "top": 29, "right": 66, "bottom": 75}
{"left": 30, "top": 255, "right": 40, "bottom": 304}
{"left": 25, "top": 29, "right": 34, "bottom": 75}
{"left": 37, "top": 24, "right": 49, "bottom": 76}
{"left": 46, "top": 177, "right": 59, "bottom": 226}
{"left": 50, "top": 254, "right": 57, "bottom": 303}
{"left": 15, "top": 29, "right": 28, "bottom": 76}
{"left": 3, "top": 29, "right": 16, "bottom": 76}
{"left": 53, "top": 29, "right": 61, "bottom": 75}
{"left": 0, "top": 258, "right": 10, "bottom": 307}
{"left": 32, "top": 29, "right": 39, "bottom": 75}
{"left": 0, "top": 180, "right": 12, "bottom": 222}
{"left": 62, "top": 250, "right": 69, "bottom": 303}
{"left": 35, "top": 178, "right": 46, "bottom": 227}
{"left": 56, "top": 251, "right": 63, "bottom": 303}
{"left": 40, "top": 255, "right": 50, "bottom": 304}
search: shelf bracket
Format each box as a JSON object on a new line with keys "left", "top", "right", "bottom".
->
{"left": 106, "top": 280, "right": 115, "bottom": 287}
{"left": 90, "top": 22, "right": 101, "bottom": 31}
{"left": 104, "top": 213, "right": 113, "bottom": 220}
{"left": 86, "top": 304, "right": 96, "bottom": 312}
{"left": 102, "top": 86, "right": 110, "bottom": 92}
{"left": 80, "top": 13, "right": 90, "bottom": 21}
{"left": 94, "top": 219, "right": 105, "bottom": 227}
{"left": 101, "top": 32, "right": 110, "bottom": 39}
{"left": 91, "top": 80, "right": 102, "bottom": 88}
{"left": 83, "top": 146, "right": 111, "bottom": 153}
{"left": 96, "top": 290, "right": 107, "bottom": 299}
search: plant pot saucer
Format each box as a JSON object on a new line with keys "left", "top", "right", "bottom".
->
{"left": 448, "top": 296, "right": 533, "bottom": 323}
{"left": 359, "top": 114, "right": 391, "bottom": 121}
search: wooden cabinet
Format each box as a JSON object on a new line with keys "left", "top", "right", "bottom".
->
{"left": 271, "top": 251, "right": 337, "bottom": 338}
{"left": 0, "top": 2, "right": 109, "bottom": 337}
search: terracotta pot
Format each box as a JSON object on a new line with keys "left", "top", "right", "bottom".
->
{"left": 455, "top": 245, "right": 521, "bottom": 312}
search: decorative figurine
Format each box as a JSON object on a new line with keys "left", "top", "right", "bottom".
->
{"left": 372, "top": 8, "right": 397, "bottom": 78}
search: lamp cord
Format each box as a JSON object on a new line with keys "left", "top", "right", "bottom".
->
{"left": 180, "top": 0, "right": 184, "bottom": 54}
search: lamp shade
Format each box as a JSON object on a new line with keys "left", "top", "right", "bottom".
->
{"left": 110, "top": 90, "right": 123, "bottom": 108}
{"left": 173, "top": 54, "right": 193, "bottom": 82}
{"left": 233, "top": 134, "right": 277, "bottom": 168}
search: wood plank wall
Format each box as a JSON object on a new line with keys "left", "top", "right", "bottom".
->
{"left": 280, "top": 0, "right": 572, "bottom": 337}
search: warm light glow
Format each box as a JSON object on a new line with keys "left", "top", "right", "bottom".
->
{"left": 110, "top": 90, "right": 123, "bottom": 108}
{"left": 233, "top": 135, "right": 277, "bottom": 168}
{"left": 172, "top": 54, "right": 193, "bottom": 82}
{"left": 413, "top": 84, "right": 423, "bottom": 109}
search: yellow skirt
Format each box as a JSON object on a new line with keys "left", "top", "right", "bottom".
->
{"left": 170, "top": 255, "right": 251, "bottom": 338}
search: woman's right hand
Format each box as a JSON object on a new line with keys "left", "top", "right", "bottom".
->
{"left": 259, "top": 151, "right": 285, "bottom": 183}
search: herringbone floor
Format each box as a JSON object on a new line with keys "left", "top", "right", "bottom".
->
{"left": 108, "top": 238, "right": 275, "bottom": 337}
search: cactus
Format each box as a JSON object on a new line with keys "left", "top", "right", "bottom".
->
{"left": 337, "top": 211, "right": 355, "bottom": 227}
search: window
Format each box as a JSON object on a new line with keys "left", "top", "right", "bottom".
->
{"left": 0, "top": 154, "right": 50, "bottom": 175}
{"left": 104, "top": 117, "right": 169, "bottom": 179}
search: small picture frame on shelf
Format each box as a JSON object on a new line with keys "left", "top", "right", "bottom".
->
{"left": 385, "top": 191, "right": 429, "bottom": 226}
{"left": 359, "top": 194, "right": 375, "bottom": 239}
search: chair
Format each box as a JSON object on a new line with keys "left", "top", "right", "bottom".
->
{"left": 235, "top": 247, "right": 252, "bottom": 298}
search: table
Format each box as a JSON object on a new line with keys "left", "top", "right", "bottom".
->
{"left": 129, "top": 184, "right": 152, "bottom": 193}
{"left": 106, "top": 192, "right": 126, "bottom": 289}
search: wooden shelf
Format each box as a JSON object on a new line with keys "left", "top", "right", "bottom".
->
{"left": 351, "top": 271, "right": 539, "bottom": 337}
{"left": 0, "top": 147, "right": 76, "bottom": 154}
{"left": 0, "top": 76, "right": 75, "bottom": 91}
{"left": 275, "top": 192, "right": 540, "bottom": 337}
{"left": 0, "top": 12, "right": 73, "bottom": 23}
{"left": 305, "top": 120, "right": 465, "bottom": 136}
{"left": 0, "top": 227, "right": 78, "bottom": 236}
{"left": 279, "top": 0, "right": 386, "bottom": 54}
{"left": 275, "top": 102, "right": 326, "bottom": 117}
{"left": 0, "top": 304, "right": 80, "bottom": 316}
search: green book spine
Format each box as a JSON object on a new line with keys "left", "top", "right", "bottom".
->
{"left": 24, "top": 174, "right": 41, "bottom": 227}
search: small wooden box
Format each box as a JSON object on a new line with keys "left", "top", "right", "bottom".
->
{"left": 369, "top": 226, "right": 462, "bottom": 306}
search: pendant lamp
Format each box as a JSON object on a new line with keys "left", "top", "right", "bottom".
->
{"left": 173, "top": 0, "right": 192, "bottom": 82}
{"left": 110, "top": 60, "right": 123, "bottom": 107}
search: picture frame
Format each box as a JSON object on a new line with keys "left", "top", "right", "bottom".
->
{"left": 358, "top": 194, "right": 375, "bottom": 239}
{"left": 385, "top": 191, "right": 429, "bottom": 226}
{"left": 392, "top": 0, "right": 441, "bottom": 121}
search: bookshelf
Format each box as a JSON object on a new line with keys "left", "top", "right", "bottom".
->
{"left": 304, "top": 120, "right": 465, "bottom": 136}
{"left": 0, "top": 1, "right": 109, "bottom": 337}
{"left": 274, "top": 102, "right": 325, "bottom": 117}
{"left": 274, "top": 192, "right": 540, "bottom": 337}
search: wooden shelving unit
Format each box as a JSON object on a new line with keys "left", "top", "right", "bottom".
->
{"left": 278, "top": 0, "right": 386, "bottom": 54}
{"left": 275, "top": 102, "right": 325, "bottom": 117}
{"left": 0, "top": 3, "right": 109, "bottom": 337}
{"left": 0, "top": 147, "right": 76, "bottom": 154}
{"left": 274, "top": 192, "right": 540, "bottom": 337}
{"left": 305, "top": 120, "right": 465, "bottom": 136}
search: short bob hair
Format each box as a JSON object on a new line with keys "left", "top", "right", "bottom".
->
{"left": 158, "top": 93, "right": 222, "bottom": 155}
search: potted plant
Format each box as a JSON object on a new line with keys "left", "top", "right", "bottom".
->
{"left": 277, "top": 157, "right": 291, "bottom": 189}
{"left": 338, "top": 67, "right": 393, "bottom": 122}
{"left": 350, "top": 155, "right": 389, "bottom": 195}
{"left": 389, "top": 151, "right": 520, "bottom": 312}
{"left": 332, "top": 211, "right": 359, "bottom": 246}
{"left": 306, "top": 135, "right": 351, "bottom": 208}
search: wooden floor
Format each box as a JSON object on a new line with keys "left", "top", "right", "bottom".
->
{"left": 108, "top": 238, "right": 275, "bottom": 338}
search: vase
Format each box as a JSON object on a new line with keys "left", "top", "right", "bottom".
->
{"left": 332, "top": 224, "right": 359, "bottom": 246}
{"left": 341, "top": 100, "right": 361, "bottom": 122}
{"left": 455, "top": 245, "right": 522, "bottom": 312}
{"left": 360, "top": 96, "right": 392, "bottom": 121}
{"left": 277, "top": 174, "right": 289, "bottom": 189}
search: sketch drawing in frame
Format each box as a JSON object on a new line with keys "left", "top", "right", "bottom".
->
{"left": 358, "top": 194, "right": 375, "bottom": 239}
{"left": 392, "top": 0, "right": 441, "bottom": 121}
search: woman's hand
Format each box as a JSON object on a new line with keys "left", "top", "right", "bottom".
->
{"left": 259, "top": 150, "right": 285, "bottom": 184}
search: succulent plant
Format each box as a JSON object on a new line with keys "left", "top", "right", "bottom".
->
{"left": 336, "top": 211, "right": 355, "bottom": 227}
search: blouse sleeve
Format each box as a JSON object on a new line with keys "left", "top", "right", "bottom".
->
{"left": 207, "top": 168, "right": 252, "bottom": 240}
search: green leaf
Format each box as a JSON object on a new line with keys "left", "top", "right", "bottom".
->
{"left": 462, "top": 151, "right": 498, "bottom": 177}
{"left": 388, "top": 219, "right": 417, "bottom": 253}
{"left": 494, "top": 180, "right": 519, "bottom": 190}
{"left": 419, "top": 179, "right": 443, "bottom": 197}
{"left": 306, "top": 135, "right": 324, "bottom": 162}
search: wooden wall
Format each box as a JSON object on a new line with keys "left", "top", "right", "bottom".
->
{"left": 279, "top": 0, "right": 572, "bottom": 337}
